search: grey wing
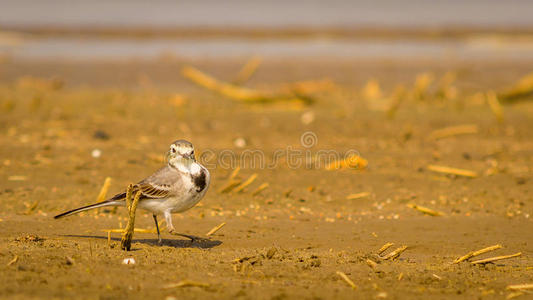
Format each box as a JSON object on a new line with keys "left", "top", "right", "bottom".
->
{"left": 136, "top": 166, "right": 181, "bottom": 199}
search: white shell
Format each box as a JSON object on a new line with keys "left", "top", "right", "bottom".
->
{"left": 91, "top": 149, "right": 102, "bottom": 158}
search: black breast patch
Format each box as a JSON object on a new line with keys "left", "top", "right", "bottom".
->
{"left": 193, "top": 169, "right": 207, "bottom": 192}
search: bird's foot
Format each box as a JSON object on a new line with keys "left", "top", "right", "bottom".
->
{"left": 168, "top": 230, "right": 207, "bottom": 243}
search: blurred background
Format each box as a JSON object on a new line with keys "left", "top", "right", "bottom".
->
{"left": 2, "top": 0, "right": 533, "bottom": 60}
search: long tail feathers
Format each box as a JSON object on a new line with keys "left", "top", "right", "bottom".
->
{"left": 54, "top": 200, "right": 123, "bottom": 219}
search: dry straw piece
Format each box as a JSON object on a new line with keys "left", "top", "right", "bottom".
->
{"left": 363, "top": 79, "right": 382, "bottom": 100}
{"left": 428, "top": 124, "right": 478, "bottom": 140}
{"left": 164, "top": 280, "right": 210, "bottom": 289}
{"left": 96, "top": 177, "right": 112, "bottom": 202}
{"left": 377, "top": 242, "right": 394, "bottom": 255}
{"left": 427, "top": 165, "right": 478, "bottom": 178}
{"left": 325, "top": 154, "right": 368, "bottom": 171}
{"left": 23, "top": 200, "right": 39, "bottom": 215}
{"left": 336, "top": 271, "right": 358, "bottom": 290}
{"left": 121, "top": 185, "right": 142, "bottom": 251}
{"left": 386, "top": 85, "right": 407, "bottom": 119}
{"left": 6, "top": 255, "right": 18, "bottom": 266}
{"left": 453, "top": 244, "right": 503, "bottom": 264}
{"left": 95, "top": 177, "right": 112, "bottom": 214}
{"left": 182, "top": 66, "right": 302, "bottom": 103}
{"left": 252, "top": 183, "right": 269, "bottom": 196}
{"left": 412, "top": 72, "right": 435, "bottom": 101}
{"left": 486, "top": 91, "right": 504, "bottom": 122}
{"left": 206, "top": 222, "right": 226, "bottom": 237}
{"left": 471, "top": 252, "right": 522, "bottom": 265}
{"left": 233, "top": 173, "right": 258, "bottom": 193}
{"left": 228, "top": 166, "right": 241, "bottom": 180}
{"left": 437, "top": 71, "right": 457, "bottom": 100}
{"left": 506, "top": 292, "right": 524, "bottom": 299}
{"left": 366, "top": 259, "right": 378, "bottom": 269}
{"left": 382, "top": 246, "right": 408, "bottom": 260}
{"left": 233, "top": 56, "right": 262, "bottom": 85}
{"left": 507, "top": 284, "right": 533, "bottom": 291}
{"left": 125, "top": 184, "right": 133, "bottom": 210}
{"left": 407, "top": 203, "right": 444, "bottom": 216}
{"left": 182, "top": 66, "right": 263, "bottom": 101}
{"left": 346, "top": 192, "right": 371, "bottom": 200}
{"left": 499, "top": 72, "right": 533, "bottom": 102}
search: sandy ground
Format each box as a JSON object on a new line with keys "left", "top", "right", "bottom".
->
{"left": 0, "top": 57, "right": 532, "bottom": 299}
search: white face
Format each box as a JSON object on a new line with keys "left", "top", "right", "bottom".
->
{"left": 168, "top": 141, "right": 195, "bottom": 162}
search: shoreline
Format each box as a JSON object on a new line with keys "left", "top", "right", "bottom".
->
{"left": 3, "top": 25, "right": 533, "bottom": 41}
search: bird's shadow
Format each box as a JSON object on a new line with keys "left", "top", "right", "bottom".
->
{"left": 61, "top": 234, "right": 222, "bottom": 250}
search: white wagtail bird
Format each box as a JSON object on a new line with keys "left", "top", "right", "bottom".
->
{"left": 54, "top": 140, "right": 210, "bottom": 244}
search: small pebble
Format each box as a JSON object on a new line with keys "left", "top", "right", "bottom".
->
{"left": 91, "top": 149, "right": 102, "bottom": 158}
{"left": 301, "top": 111, "right": 315, "bottom": 125}
{"left": 93, "top": 130, "right": 110, "bottom": 140}
{"left": 122, "top": 258, "right": 135, "bottom": 265}
{"left": 234, "top": 137, "right": 246, "bottom": 148}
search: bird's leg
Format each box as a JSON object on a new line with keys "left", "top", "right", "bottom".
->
{"left": 153, "top": 214, "right": 162, "bottom": 245}
{"left": 164, "top": 211, "right": 200, "bottom": 242}
{"left": 164, "top": 211, "right": 176, "bottom": 232}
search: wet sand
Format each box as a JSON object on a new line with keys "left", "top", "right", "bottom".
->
{"left": 0, "top": 58, "right": 532, "bottom": 299}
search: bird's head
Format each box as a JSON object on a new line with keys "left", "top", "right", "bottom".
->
{"left": 167, "top": 139, "right": 195, "bottom": 166}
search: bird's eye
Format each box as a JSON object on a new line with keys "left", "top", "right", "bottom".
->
{"left": 171, "top": 148, "right": 176, "bottom": 153}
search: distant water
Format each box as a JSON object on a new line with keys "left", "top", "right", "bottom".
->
{"left": 2, "top": 0, "right": 533, "bottom": 61}
{"left": 2, "top": 36, "right": 533, "bottom": 61}
{"left": 1, "top": 0, "right": 533, "bottom": 28}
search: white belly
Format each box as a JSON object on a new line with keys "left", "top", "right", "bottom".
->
{"left": 138, "top": 194, "right": 201, "bottom": 214}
